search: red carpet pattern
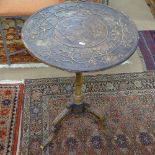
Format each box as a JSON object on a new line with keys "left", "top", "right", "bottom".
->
{"left": 0, "top": 84, "right": 24, "bottom": 155}
{"left": 0, "top": 17, "right": 38, "bottom": 64}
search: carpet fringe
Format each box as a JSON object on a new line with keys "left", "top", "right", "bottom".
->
{"left": 0, "top": 80, "right": 24, "bottom": 84}
{"left": 0, "top": 63, "right": 48, "bottom": 68}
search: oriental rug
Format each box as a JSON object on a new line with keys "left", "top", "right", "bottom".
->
{"left": 0, "top": 84, "right": 24, "bottom": 155}
{"left": 0, "top": 17, "right": 38, "bottom": 64}
{"left": 20, "top": 71, "right": 155, "bottom": 155}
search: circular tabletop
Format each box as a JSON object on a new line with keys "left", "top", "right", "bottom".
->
{"left": 22, "top": 2, "right": 139, "bottom": 73}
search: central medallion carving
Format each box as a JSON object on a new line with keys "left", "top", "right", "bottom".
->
{"left": 54, "top": 15, "right": 107, "bottom": 48}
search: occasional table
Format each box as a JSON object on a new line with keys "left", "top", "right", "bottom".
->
{"left": 22, "top": 2, "right": 139, "bottom": 150}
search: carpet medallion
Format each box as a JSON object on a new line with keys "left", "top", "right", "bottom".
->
{"left": 0, "top": 84, "right": 24, "bottom": 155}
{"left": 21, "top": 71, "right": 155, "bottom": 155}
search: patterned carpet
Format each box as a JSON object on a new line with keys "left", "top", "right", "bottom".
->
{"left": 0, "top": 84, "right": 24, "bottom": 155}
{"left": 0, "top": 17, "right": 38, "bottom": 64}
{"left": 138, "top": 30, "right": 155, "bottom": 70}
{"left": 20, "top": 71, "right": 155, "bottom": 155}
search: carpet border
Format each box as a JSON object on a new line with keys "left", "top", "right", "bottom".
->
{"left": 0, "top": 84, "right": 24, "bottom": 155}
{"left": 12, "top": 84, "right": 24, "bottom": 155}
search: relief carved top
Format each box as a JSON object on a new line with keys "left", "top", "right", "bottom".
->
{"left": 22, "top": 2, "right": 139, "bottom": 72}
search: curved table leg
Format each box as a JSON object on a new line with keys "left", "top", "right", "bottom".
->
{"left": 40, "top": 107, "right": 71, "bottom": 150}
{"left": 85, "top": 107, "right": 114, "bottom": 151}
{"left": 40, "top": 102, "right": 107, "bottom": 151}
{"left": 85, "top": 105, "right": 106, "bottom": 133}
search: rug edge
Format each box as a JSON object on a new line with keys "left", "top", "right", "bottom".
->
{"left": 24, "top": 70, "right": 155, "bottom": 85}
{"left": 12, "top": 84, "right": 24, "bottom": 155}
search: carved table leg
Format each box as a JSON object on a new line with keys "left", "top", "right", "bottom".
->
{"left": 86, "top": 105, "right": 106, "bottom": 133}
{"left": 40, "top": 107, "right": 71, "bottom": 150}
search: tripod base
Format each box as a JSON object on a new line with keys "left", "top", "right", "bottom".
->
{"left": 40, "top": 102, "right": 106, "bottom": 150}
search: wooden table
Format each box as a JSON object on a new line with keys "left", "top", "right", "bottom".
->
{"left": 22, "top": 2, "right": 139, "bottom": 150}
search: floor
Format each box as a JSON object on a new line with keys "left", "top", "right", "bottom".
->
{"left": 110, "top": 0, "right": 155, "bottom": 30}
{"left": 0, "top": 0, "right": 154, "bottom": 81}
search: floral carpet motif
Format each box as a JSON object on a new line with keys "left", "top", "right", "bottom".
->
{"left": 0, "top": 84, "right": 24, "bottom": 155}
{"left": 21, "top": 71, "right": 155, "bottom": 155}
